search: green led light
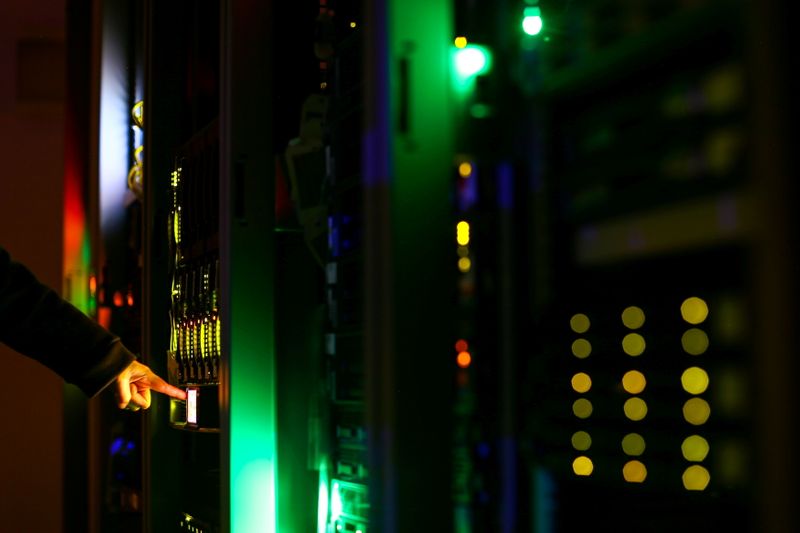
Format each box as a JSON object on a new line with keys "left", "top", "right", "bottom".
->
{"left": 331, "top": 481, "right": 343, "bottom": 523}
{"left": 317, "top": 461, "right": 329, "bottom": 533}
{"left": 454, "top": 44, "right": 492, "bottom": 78}
{"left": 522, "top": 7, "right": 543, "bottom": 36}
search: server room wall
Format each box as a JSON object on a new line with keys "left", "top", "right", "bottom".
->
{"left": 0, "top": 0, "right": 67, "bottom": 531}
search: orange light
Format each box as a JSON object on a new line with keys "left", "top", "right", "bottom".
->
{"left": 89, "top": 276, "right": 97, "bottom": 294}
{"left": 457, "top": 351, "right": 472, "bottom": 368}
{"left": 126, "top": 292, "right": 135, "bottom": 307}
{"left": 113, "top": 291, "right": 124, "bottom": 307}
{"left": 455, "top": 339, "right": 468, "bottom": 352}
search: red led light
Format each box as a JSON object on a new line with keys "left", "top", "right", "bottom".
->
{"left": 455, "top": 339, "right": 468, "bottom": 352}
{"left": 113, "top": 291, "right": 124, "bottom": 307}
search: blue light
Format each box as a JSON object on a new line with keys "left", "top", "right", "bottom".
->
{"left": 109, "top": 437, "right": 125, "bottom": 455}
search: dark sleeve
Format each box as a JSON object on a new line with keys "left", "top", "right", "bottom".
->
{"left": 0, "top": 246, "right": 135, "bottom": 397}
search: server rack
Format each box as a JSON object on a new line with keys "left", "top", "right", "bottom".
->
{"left": 73, "top": 0, "right": 798, "bottom": 532}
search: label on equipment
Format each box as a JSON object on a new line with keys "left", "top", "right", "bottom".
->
{"left": 187, "top": 388, "right": 198, "bottom": 424}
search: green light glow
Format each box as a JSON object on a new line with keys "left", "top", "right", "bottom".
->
{"left": 331, "top": 481, "right": 343, "bottom": 523}
{"left": 453, "top": 44, "right": 492, "bottom": 79}
{"left": 317, "top": 461, "right": 329, "bottom": 533}
{"left": 522, "top": 7, "right": 543, "bottom": 36}
{"left": 229, "top": 239, "right": 277, "bottom": 533}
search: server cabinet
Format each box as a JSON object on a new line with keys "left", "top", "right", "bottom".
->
{"left": 75, "top": 0, "right": 799, "bottom": 532}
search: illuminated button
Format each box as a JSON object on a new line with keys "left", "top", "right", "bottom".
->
{"left": 572, "top": 456, "right": 593, "bottom": 476}
{"left": 622, "top": 333, "right": 646, "bottom": 356}
{"left": 624, "top": 397, "right": 648, "bottom": 421}
{"left": 621, "top": 306, "right": 645, "bottom": 329}
{"left": 682, "top": 465, "right": 710, "bottom": 490}
{"left": 681, "top": 367, "right": 710, "bottom": 395}
{"left": 622, "top": 370, "right": 646, "bottom": 394}
{"left": 571, "top": 431, "right": 591, "bottom": 451}
{"left": 571, "top": 338, "right": 592, "bottom": 359}
{"left": 621, "top": 433, "right": 646, "bottom": 456}
{"left": 570, "top": 313, "right": 590, "bottom": 334}
{"left": 683, "top": 397, "right": 711, "bottom": 425}
{"left": 682, "top": 328, "right": 709, "bottom": 355}
{"left": 681, "top": 297, "right": 709, "bottom": 324}
{"left": 571, "top": 372, "right": 592, "bottom": 393}
{"left": 456, "top": 221, "right": 470, "bottom": 245}
{"left": 681, "top": 435, "right": 710, "bottom": 462}
{"left": 623, "top": 460, "right": 647, "bottom": 483}
{"left": 458, "top": 161, "right": 473, "bottom": 177}
{"left": 572, "top": 398, "right": 593, "bottom": 419}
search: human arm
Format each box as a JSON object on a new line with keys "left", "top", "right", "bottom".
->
{"left": 0, "top": 246, "right": 184, "bottom": 405}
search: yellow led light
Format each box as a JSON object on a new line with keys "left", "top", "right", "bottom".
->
{"left": 571, "top": 431, "right": 591, "bottom": 451}
{"left": 682, "top": 328, "right": 709, "bottom": 355}
{"left": 682, "top": 465, "right": 710, "bottom": 490}
{"left": 454, "top": 36, "right": 468, "bottom": 48}
{"left": 681, "top": 297, "right": 709, "bottom": 324}
{"left": 457, "top": 246, "right": 469, "bottom": 257}
{"left": 571, "top": 338, "right": 592, "bottom": 359}
{"left": 458, "top": 257, "right": 472, "bottom": 273}
{"left": 622, "top": 333, "right": 646, "bottom": 356}
{"left": 458, "top": 161, "right": 473, "bottom": 178}
{"left": 622, "top": 370, "right": 646, "bottom": 394}
{"left": 572, "top": 456, "right": 593, "bottom": 476}
{"left": 683, "top": 398, "right": 711, "bottom": 425}
{"left": 572, "top": 398, "right": 593, "bottom": 419}
{"left": 621, "top": 433, "right": 646, "bottom": 456}
{"left": 456, "top": 221, "right": 470, "bottom": 246}
{"left": 624, "top": 397, "right": 648, "bottom": 421}
{"left": 623, "top": 460, "right": 647, "bottom": 483}
{"left": 681, "top": 367, "right": 710, "bottom": 395}
{"left": 570, "top": 313, "right": 590, "bottom": 334}
{"left": 621, "top": 306, "right": 645, "bottom": 329}
{"left": 681, "top": 435, "right": 710, "bottom": 462}
{"left": 350, "top": 21, "right": 357, "bottom": 28}
{"left": 571, "top": 372, "right": 592, "bottom": 393}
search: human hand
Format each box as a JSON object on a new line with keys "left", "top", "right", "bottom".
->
{"left": 116, "top": 360, "right": 187, "bottom": 410}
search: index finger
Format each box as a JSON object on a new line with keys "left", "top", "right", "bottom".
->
{"left": 149, "top": 373, "right": 188, "bottom": 400}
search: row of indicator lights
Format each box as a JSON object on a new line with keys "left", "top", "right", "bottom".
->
{"left": 571, "top": 310, "right": 594, "bottom": 476}
{"left": 571, "top": 370, "right": 711, "bottom": 462}
{"left": 622, "top": 306, "right": 648, "bottom": 482}
{"left": 456, "top": 161, "right": 474, "bottom": 273}
{"left": 572, "top": 435, "right": 709, "bottom": 477}
{"left": 682, "top": 297, "right": 711, "bottom": 490}
{"left": 455, "top": 339, "right": 471, "bottom": 369}
{"left": 570, "top": 298, "right": 712, "bottom": 488}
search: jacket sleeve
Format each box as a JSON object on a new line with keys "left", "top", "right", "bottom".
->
{"left": 0, "top": 246, "right": 135, "bottom": 397}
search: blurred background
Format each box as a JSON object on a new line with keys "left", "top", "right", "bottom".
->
{"left": 0, "top": 0, "right": 797, "bottom": 532}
